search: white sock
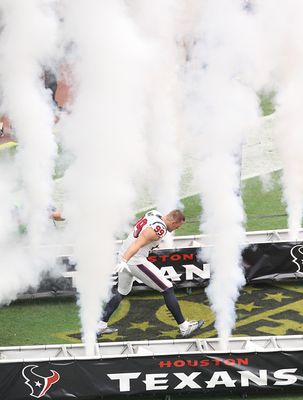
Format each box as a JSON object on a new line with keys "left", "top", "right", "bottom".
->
{"left": 179, "top": 320, "right": 189, "bottom": 331}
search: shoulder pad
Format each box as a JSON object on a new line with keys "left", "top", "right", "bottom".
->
{"left": 146, "top": 209, "right": 163, "bottom": 219}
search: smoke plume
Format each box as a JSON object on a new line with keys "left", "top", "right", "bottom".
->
{"left": 59, "top": 0, "right": 152, "bottom": 354}
{"left": 255, "top": 0, "right": 303, "bottom": 240}
{"left": 183, "top": 0, "right": 261, "bottom": 343}
{"left": 0, "top": 0, "right": 59, "bottom": 304}
{"left": 127, "top": 0, "right": 183, "bottom": 215}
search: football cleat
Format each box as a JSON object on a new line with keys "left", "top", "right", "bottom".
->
{"left": 96, "top": 321, "right": 118, "bottom": 336}
{"left": 180, "top": 320, "right": 204, "bottom": 338}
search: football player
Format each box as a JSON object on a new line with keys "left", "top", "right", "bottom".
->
{"left": 98, "top": 209, "right": 204, "bottom": 338}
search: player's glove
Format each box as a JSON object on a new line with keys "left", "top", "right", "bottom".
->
{"left": 114, "top": 261, "right": 131, "bottom": 274}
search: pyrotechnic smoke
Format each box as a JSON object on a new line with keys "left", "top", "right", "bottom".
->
{"left": 59, "top": 0, "right": 152, "bottom": 355}
{"left": 183, "top": 0, "right": 261, "bottom": 344}
{"left": 0, "top": 0, "right": 59, "bottom": 305}
{"left": 0, "top": 160, "right": 16, "bottom": 244}
{"left": 2, "top": 0, "right": 303, "bottom": 352}
{"left": 0, "top": 0, "right": 58, "bottom": 244}
{"left": 126, "top": 1, "right": 183, "bottom": 216}
{"left": 255, "top": 0, "right": 303, "bottom": 240}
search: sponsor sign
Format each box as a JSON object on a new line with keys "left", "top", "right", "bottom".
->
{"left": 23, "top": 241, "right": 303, "bottom": 297}
{"left": 1, "top": 352, "right": 303, "bottom": 398}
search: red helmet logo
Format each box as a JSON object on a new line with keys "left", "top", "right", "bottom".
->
{"left": 22, "top": 364, "right": 60, "bottom": 398}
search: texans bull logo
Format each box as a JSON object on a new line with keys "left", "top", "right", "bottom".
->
{"left": 290, "top": 244, "right": 303, "bottom": 274}
{"left": 22, "top": 365, "right": 60, "bottom": 398}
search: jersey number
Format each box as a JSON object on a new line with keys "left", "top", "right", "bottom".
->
{"left": 133, "top": 216, "right": 147, "bottom": 238}
{"left": 154, "top": 224, "right": 165, "bottom": 237}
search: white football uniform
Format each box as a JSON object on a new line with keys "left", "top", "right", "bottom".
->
{"left": 118, "top": 210, "right": 172, "bottom": 295}
{"left": 119, "top": 210, "right": 167, "bottom": 263}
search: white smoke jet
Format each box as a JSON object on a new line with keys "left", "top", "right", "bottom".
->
{"left": 0, "top": 0, "right": 59, "bottom": 305}
{"left": 183, "top": 0, "right": 261, "bottom": 344}
{"left": 0, "top": 156, "right": 61, "bottom": 305}
{"left": 0, "top": 0, "right": 58, "bottom": 245}
{"left": 59, "top": 0, "right": 152, "bottom": 355}
{"left": 127, "top": 0, "right": 183, "bottom": 216}
{"left": 255, "top": 0, "right": 303, "bottom": 240}
{"left": 0, "top": 159, "right": 17, "bottom": 244}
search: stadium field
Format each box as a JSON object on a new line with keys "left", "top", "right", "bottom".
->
{"left": 0, "top": 170, "right": 291, "bottom": 346}
{"left": 1, "top": 171, "right": 302, "bottom": 399}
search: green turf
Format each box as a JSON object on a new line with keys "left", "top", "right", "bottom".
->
{"left": 2, "top": 281, "right": 303, "bottom": 346}
{"left": 137, "top": 169, "right": 287, "bottom": 237}
{"left": 177, "top": 192, "right": 203, "bottom": 236}
{"left": 176, "top": 169, "right": 287, "bottom": 236}
{"left": 0, "top": 297, "right": 80, "bottom": 346}
{"left": 259, "top": 89, "right": 276, "bottom": 116}
{"left": 242, "top": 170, "right": 287, "bottom": 231}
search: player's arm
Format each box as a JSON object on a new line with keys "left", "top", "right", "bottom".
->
{"left": 121, "top": 227, "right": 158, "bottom": 262}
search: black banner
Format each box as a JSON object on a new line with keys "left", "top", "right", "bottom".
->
{"left": 1, "top": 351, "right": 303, "bottom": 398}
{"left": 242, "top": 242, "right": 303, "bottom": 282}
{"left": 149, "top": 242, "right": 303, "bottom": 285}
{"left": 23, "top": 241, "right": 303, "bottom": 298}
